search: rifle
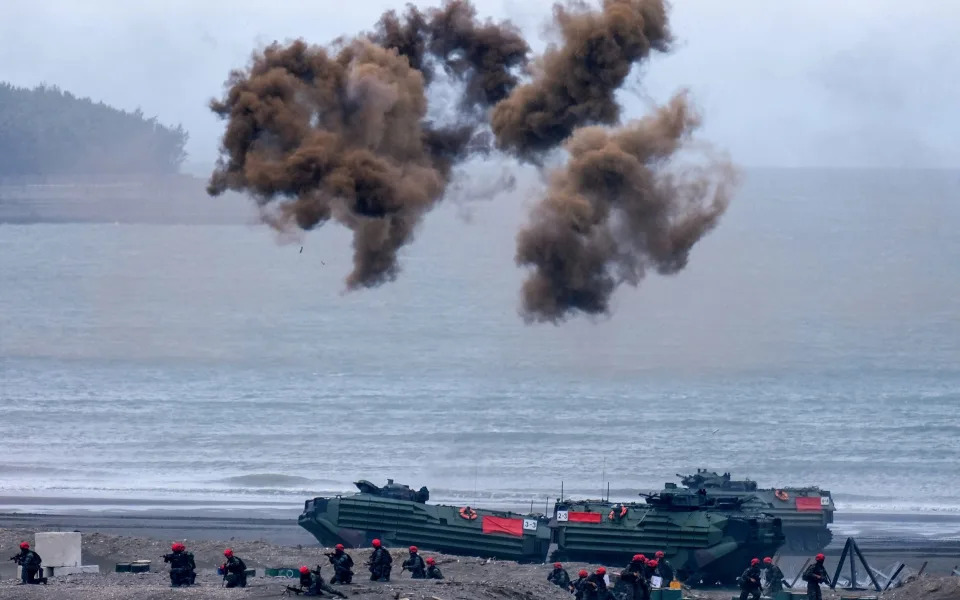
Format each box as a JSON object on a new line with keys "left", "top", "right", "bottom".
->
{"left": 284, "top": 585, "right": 305, "bottom": 595}
{"left": 9, "top": 555, "right": 22, "bottom": 565}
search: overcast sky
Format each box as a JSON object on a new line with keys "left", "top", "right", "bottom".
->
{"left": 2, "top": 0, "right": 957, "bottom": 170}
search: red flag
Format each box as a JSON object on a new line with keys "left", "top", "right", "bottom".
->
{"left": 481, "top": 515, "right": 524, "bottom": 537}
{"left": 568, "top": 511, "right": 603, "bottom": 523}
{"left": 796, "top": 497, "right": 822, "bottom": 512}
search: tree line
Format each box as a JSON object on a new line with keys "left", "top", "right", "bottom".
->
{"left": 0, "top": 82, "right": 189, "bottom": 177}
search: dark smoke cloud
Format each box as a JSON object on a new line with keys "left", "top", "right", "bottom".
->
{"left": 515, "top": 92, "right": 736, "bottom": 323}
{"left": 491, "top": 0, "right": 672, "bottom": 159}
{"left": 207, "top": 1, "right": 529, "bottom": 288}
{"left": 208, "top": 0, "right": 736, "bottom": 322}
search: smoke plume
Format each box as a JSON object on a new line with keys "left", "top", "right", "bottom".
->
{"left": 491, "top": 0, "right": 672, "bottom": 159}
{"left": 515, "top": 92, "right": 736, "bottom": 323}
{"left": 207, "top": 1, "right": 529, "bottom": 288}
{"left": 208, "top": 0, "right": 736, "bottom": 322}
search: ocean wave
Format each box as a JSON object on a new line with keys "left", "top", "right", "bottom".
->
{"left": 214, "top": 474, "right": 318, "bottom": 487}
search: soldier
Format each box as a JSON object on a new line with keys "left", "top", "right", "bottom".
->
{"left": 548, "top": 561, "right": 571, "bottom": 589}
{"left": 571, "top": 569, "right": 589, "bottom": 600}
{"left": 583, "top": 567, "right": 608, "bottom": 600}
{"left": 618, "top": 564, "right": 649, "bottom": 600}
{"left": 764, "top": 557, "right": 785, "bottom": 594}
{"left": 802, "top": 554, "right": 830, "bottom": 600}
{"left": 163, "top": 542, "right": 196, "bottom": 587}
{"left": 297, "top": 565, "right": 347, "bottom": 597}
{"left": 738, "top": 558, "right": 762, "bottom": 600}
{"left": 402, "top": 545, "right": 426, "bottom": 578}
{"left": 654, "top": 551, "right": 675, "bottom": 582}
{"left": 367, "top": 539, "right": 392, "bottom": 582}
{"left": 425, "top": 557, "right": 444, "bottom": 579}
{"left": 327, "top": 544, "right": 354, "bottom": 584}
{"left": 13, "top": 542, "right": 47, "bottom": 585}
{"left": 222, "top": 548, "right": 247, "bottom": 588}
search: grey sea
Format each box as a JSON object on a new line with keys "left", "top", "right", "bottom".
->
{"left": 2, "top": 168, "right": 960, "bottom": 541}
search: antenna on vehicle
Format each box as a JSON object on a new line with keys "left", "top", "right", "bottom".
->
{"left": 601, "top": 458, "right": 606, "bottom": 499}
{"left": 561, "top": 481, "right": 564, "bottom": 503}
{"left": 607, "top": 482, "right": 610, "bottom": 503}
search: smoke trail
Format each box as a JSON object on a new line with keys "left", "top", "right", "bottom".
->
{"left": 514, "top": 92, "right": 736, "bottom": 323}
{"left": 491, "top": 0, "right": 672, "bottom": 160}
{"left": 207, "top": 1, "right": 529, "bottom": 289}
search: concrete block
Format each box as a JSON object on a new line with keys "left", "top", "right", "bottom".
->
{"left": 35, "top": 532, "right": 81, "bottom": 567}
{"left": 44, "top": 565, "right": 100, "bottom": 577}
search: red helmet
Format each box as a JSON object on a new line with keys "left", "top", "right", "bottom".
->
{"left": 335, "top": 544, "right": 344, "bottom": 551}
{"left": 596, "top": 567, "right": 606, "bottom": 575}
{"left": 372, "top": 539, "right": 381, "bottom": 547}
{"left": 816, "top": 553, "right": 825, "bottom": 562}
{"left": 763, "top": 557, "right": 772, "bottom": 564}
{"left": 632, "top": 554, "right": 643, "bottom": 562}
{"left": 20, "top": 542, "right": 29, "bottom": 550}
{"left": 751, "top": 558, "right": 760, "bottom": 566}
{"left": 426, "top": 557, "right": 436, "bottom": 565}
{"left": 409, "top": 546, "right": 418, "bottom": 553}
{"left": 554, "top": 562, "right": 562, "bottom": 568}
{"left": 171, "top": 542, "right": 184, "bottom": 552}
{"left": 579, "top": 569, "right": 589, "bottom": 577}
{"left": 300, "top": 566, "right": 310, "bottom": 574}
{"left": 637, "top": 554, "right": 646, "bottom": 561}
{"left": 655, "top": 551, "right": 664, "bottom": 558}
{"left": 224, "top": 548, "right": 233, "bottom": 557}
{"left": 648, "top": 559, "right": 658, "bottom": 567}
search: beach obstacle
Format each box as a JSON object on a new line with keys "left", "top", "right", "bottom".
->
{"left": 29, "top": 532, "right": 100, "bottom": 578}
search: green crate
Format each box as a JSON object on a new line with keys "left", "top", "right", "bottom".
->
{"left": 265, "top": 567, "right": 299, "bottom": 578}
{"left": 657, "top": 589, "right": 682, "bottom": 600}
{"left": 115, "top": 563, "right": 131, "bottom": 573}
{"left": 244, "top": 569, "right": 256, "bottom": 577}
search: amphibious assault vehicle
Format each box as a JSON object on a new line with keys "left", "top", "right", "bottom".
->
{"left": 668, "top": 469, "right": 834, "bottom": 552}
{"left": 298, "top": 480, "right": 552, "bottom": 563}
{"left": 298, "top": 479, "right": 785, "bottom": 586}
{"left": 550, "top": 491, "right": 785, "bottom": 586}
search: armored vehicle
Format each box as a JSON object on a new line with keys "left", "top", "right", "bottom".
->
{"left": 298, "top": 480, "right": 784, "bottom": 586}
{"left": 669, "top": 469, "right": 834, "bottom": 552}
{"left": 549, "top": 490, "right": 785, "bottom": 586}
{"left": 298, "top": 480, "right": 552, "bottom": 562}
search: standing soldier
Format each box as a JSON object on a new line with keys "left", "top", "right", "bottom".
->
{"left": 803, "top": 554, "right": 830, "bottom": 600}
{"left": 548, "top": 561, "right": 571, "bottom": 589}
{"left": 654, "top": 551, "right": 675, "bottom": 582}
{"left": 221, "top": 548, "right": 247, "bottom": 588}
{"left": 12, "top": 542, "right": 47, "bottom": 585}
{"left": 402, "top": 546, "right": 426, "bottom": 578}
{"left": 367, "top": 539, "right": 392, "bottom": 582}
{"left": 764, "top": 557, "right": 785, "bottom": 594}
{"left": 327, "top": 544, "right": 354, "bottom": 584}
{"left": 425, "top": 557, "right": 444, "bottom": 579}
{"left": 738, "top": 558, "right": 762, "bottom": 600}
{"left": 163, "top": 542, "right": 196, "bottom": 587}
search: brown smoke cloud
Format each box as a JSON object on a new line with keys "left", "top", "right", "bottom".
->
{"left": 208, "top": 0, "right": 736, "bottom": 321}
{"left": 491, "top": 0, "right": 672, "bottom": 159}
{"left": 207, "top": 1, "right": 529, "bottom": 288}
{"left": 514, "top": 92, "right": 736, "bottom": 323}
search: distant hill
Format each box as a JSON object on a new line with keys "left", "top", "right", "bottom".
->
{"left": 0, "top": 82, "right": 188, "bottom": 178}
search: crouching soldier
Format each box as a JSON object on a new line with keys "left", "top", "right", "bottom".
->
{"left": 426, "top": 557, "right": 444, "bottom": 579}
{"left": 367, "top": 539, "right": 392, "bottom": 582}
{"left": 548, "top": 561, "right": 571, "bottom": 589}
{"left": 571, "top": 569, "right": 589, "bottom": 600}
{"left": 13, "top": 542, "right": 47, "bottom": 585}
{"left": 163, "top": 542, "right": 196, "bottom": 587}
{"left": 222, "top": 548, "right": 247, "bottom": 588}
{"left": 327, "top": 544, "right": 354, "bottom": 584}
{"left": 298, "top": 565, "right": 346, "bottom": 598}
{"left": 402, "top": 546, "right": 426, "bottom": 578}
